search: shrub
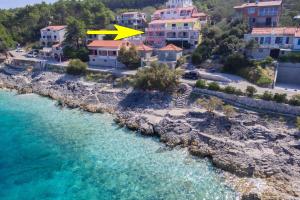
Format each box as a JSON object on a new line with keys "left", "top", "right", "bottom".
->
{"left": 223, "top": 53, "right": 252, "bottom": 74}
{"left": 256, "top": 75, "right": 272, "bottom": 87}
{"left": 196, "top": 97, "right": 224, "bottom": 113}
{"left": 245, "top": 86, "right": 257, "bottom": 97}
{"left": 261, "top": 91, "right": 273, "bottom": 101}
{"left": 224, "top": 86, "right": 236, "bottom": 94}
{"left": 235, "top": 89, "right": 244, "bottom": 96}
{"left": 208, "top": 82, "right": 221, "bottom": 91}
{"left": 279, "top": 52, "right": 300, "bottom": 63}
{"left": 133, "top": 62, "right": 182, "bottom": 91}
{"left": 297, "top": 117, "right": 300, "bottom": 131}
{"left": 289, "top": 94, "right": 300, "bottom": 106}
{"left": 66, "top": 59, "right": 88, "bottom": 75}
{"left": 273, "top": 93, "right": 288, "bottom": 103}
{"left": 195, "top": 79, "right": 207, "bottom": 89}
{"left": 259, "top": 56, "right": 274, "bottom": 67}
{"left": 176, "top": 56, "right": 186, "bottom": 68}
{"left": 222, "top": 105, "right": 236, "bottom": 118}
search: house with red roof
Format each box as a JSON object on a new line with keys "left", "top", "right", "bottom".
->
{"left": 234, "top": 0, "right": 283, "bottom": 27}
{"left": 87, "top": 40, "right": 132, "bottom": 68}
{"left": 40, "top": 25, "right": 67, "bottom": 47}
{"left": 39, "top": 25, "right": 66, "bottom": 60}
{"left": 157, "top": 44, "right": 183, "bottom": 68}
{"left": 244, "top": 27, "right": 300, "bottom": 59}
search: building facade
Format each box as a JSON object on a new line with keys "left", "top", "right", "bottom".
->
{"left": 87, "top": 40, "right": 131, "bottom": 68}
{"left": 117, "top": 12, "right": 147, "bottom": 30}
{"left": 146, "top": 18, "right": 201, "bottom": 48}
{"left": 244, "top": 27, "right": 300, "bottom": 59}
{"left": 234, "top": 0, "right": 282, "bottom": 27}
{"left": 40, "top": 26, "right": 67, "bottom": 47}
{"left": 146, "top": 0, "right": 206, "bottom": 49}
{"left": 158, "top": 44, "right": 183, "bottom": 68}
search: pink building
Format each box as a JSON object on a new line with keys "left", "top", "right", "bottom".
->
{"left": 145, "top": 0, "right": 206, "bottom": 49}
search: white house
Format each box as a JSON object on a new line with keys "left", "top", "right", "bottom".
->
{"left": 87, "top": 40, "right": 131, "bottom": 68}
{"left": 40, "top": 25, "right": 67, "bottom": 47}
{"left": 244, "top": 27, "right": 300, "bottom": 59}
{"left": 117, "top": 12, "right": 147, "bottom": 30}
{"left": 166, "top": 0, "right": 193, "bottom": 8}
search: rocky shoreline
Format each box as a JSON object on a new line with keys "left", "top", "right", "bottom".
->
{"left": 0, "top": 67, "right": 299, "bottom": 200}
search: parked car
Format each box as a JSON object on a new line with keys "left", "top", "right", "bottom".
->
{"left": 183, "top": 70, "right": 200, "bottom": 80}
{"left": 26, "top": 51, "right": 38, "bottom": 58}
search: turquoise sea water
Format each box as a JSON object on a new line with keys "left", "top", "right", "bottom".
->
{"left": 0, "top": 90, "right": 237, "bottom": 200}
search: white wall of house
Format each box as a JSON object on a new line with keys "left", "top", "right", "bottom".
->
{"left": 88, "top": 48, "right": 125, "bottom": 68}
{"left": 245, "top": 34, "right": 295, "bottom": 49}
{"left": 40, "top": 29, "right": 66, "bottom": 46}
{"left": 293, "top": 37, "right": 300, "bottom": 50}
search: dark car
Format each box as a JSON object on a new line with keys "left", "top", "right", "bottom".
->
{"left": 183, "top": 71, "right": 200, "bottom": 80}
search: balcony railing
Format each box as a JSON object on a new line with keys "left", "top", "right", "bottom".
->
{"left": 260, "top": 44, "right": 294, "bottom": 49}
{"left": 146, "top": 26, "right": 197, "bottom": 31}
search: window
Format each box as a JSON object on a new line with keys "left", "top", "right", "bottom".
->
{"left": 172, "top": 24, "right": 176, "bottom": 27}
{"left": 275, "top": 37, "right": 283, "bottom": 44}
{"left": 184, "top": 23, "right": 188, "bottom": 27}
{"left": 248, "top": 7, "right": 255, "bottom": 14}
{"left": 286, "top": 37, "right": 290, "bottom": 44}
{"left": 265, "top": 37, "right": 271, "bottom": 44}
{"left": 260, "top": 37, "right": 264, "bottom": 44}
{"left": 298, "top": 39, "right": 300, "bottom": 45}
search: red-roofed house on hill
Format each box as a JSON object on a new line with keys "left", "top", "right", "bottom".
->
{"left": 234, "top": 0, "right": 283, "bottom": 27}
{"left": 157, "top": 44, "right": 183, "bottom": 68}
{"left": 40, "top": 25, "right": 67, "bottom": 47}
{"left": 87, "top": 40, "right": 132, "bottom": 68}
{"left": 244, "top": 27, "right": 300, "bottom": 59}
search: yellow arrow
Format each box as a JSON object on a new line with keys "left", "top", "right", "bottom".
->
{"left": 87, "top": 25, "right": 144, "bottom": 40}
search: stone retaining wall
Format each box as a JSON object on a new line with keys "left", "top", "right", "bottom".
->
{"left": 193, "top": 88, "right": 300, "bottom": 116}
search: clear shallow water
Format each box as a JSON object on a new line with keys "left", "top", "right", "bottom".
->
{"left": 0, "top": 90, "right": 237, "bottom": 200}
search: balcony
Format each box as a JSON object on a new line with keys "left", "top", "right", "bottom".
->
{"left": 260, "top": 44, "right": 294, "bottom": 49}
{"left": 146, "top": 26, "right": 196, "bottom": 31}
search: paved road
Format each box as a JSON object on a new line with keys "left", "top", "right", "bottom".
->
{"left": 182, "top": 70, "right": 299, "bottom": 97}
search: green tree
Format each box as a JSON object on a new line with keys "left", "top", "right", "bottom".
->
{"left": 0, "top": 24, "right": 15, "bottom": 56}
{"left": 133, "top": 62, "right": 182, "bottom": 91}
{"left": 65, "top": 17, "right": 86, "bottom": 49}
{"left": 117, "top": 45, "right": 141, "bottom": 69}
{"left": 66, "top": 59, "right": 88, "bottom": 75}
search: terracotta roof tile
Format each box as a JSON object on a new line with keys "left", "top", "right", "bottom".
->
{"left": 42, "top": 25, "right": 66, "bottom": 31}
{"left": 234, "top": 0, "right": 282, "bottom": 9}
{"left": 136, "top": 44, "right": 153, "bottom": 51}
{"left": 251, "top": 27, "right": 300, "bottom": 36}
{"left": 159, "top": 44, "right": 182, "bottom": 51}
{"left": 87, "top": 40, "right": 129, "bottom": 49}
